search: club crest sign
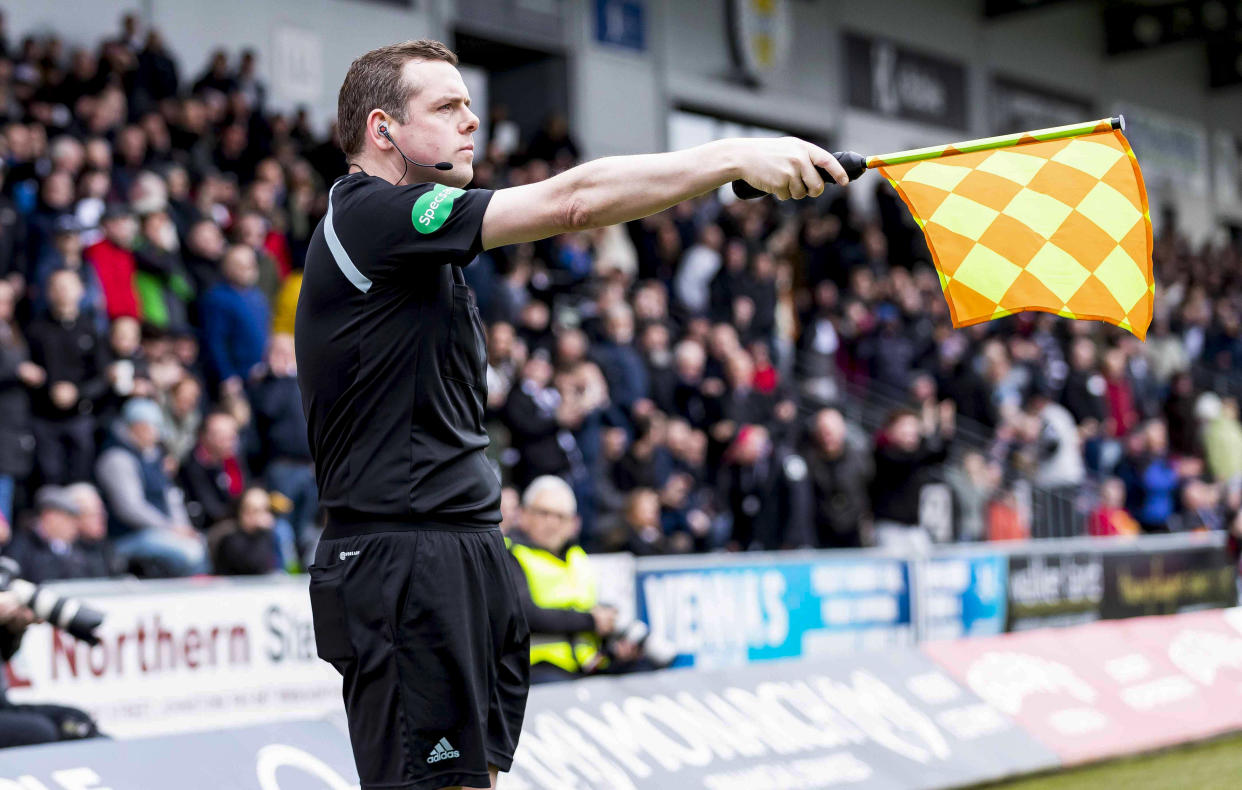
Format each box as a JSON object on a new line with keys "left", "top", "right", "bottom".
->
{"left": 728, "top": 0, "right": 792, "bottom": 85}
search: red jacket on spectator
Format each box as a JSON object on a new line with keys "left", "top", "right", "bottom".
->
{"left": 85, "top": 239, "right": 141, "bottom": 321}
{"left": 1105, "top": 376, "right": 1139, "bottom": 438}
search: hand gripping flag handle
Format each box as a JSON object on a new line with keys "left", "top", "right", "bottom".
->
{"left": 731, "top": 152, "right": 867, "bottom": 200}
{"left": 730, "top": 116, "right": 1125, "bottom": 200}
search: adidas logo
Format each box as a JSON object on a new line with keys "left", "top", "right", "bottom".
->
{"left": 426, "top": 737, "right": 460, "bottom": 764}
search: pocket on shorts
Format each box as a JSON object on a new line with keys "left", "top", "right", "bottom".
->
{"left": 308, "top": 562, "right": 353, "bottom": 667}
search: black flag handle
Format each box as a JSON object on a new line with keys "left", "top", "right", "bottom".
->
{"left": 731, "top": 151, "right": 868, "bottom": 200}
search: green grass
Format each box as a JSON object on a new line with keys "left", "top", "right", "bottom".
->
{"left": 981, "top": 733, "right": 1242, "bottom": 789}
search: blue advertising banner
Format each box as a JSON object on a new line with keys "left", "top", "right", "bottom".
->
{"left": 920, "top": 554, "right": 1008, "bottom": 641}
{"left": 636, "top": 557, "right": 912, "bottom": 668}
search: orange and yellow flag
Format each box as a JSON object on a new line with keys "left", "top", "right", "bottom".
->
{"left": 874, "top": 119, "right": 1154, "bottom": 339}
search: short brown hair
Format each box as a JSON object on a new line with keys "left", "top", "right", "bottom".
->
{"left": 337, "top": 39, "right": 459, "bottom": 158}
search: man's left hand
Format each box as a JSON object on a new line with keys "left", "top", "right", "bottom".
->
{"left": 612, "top": 639, "right": 641, "bottom": 663}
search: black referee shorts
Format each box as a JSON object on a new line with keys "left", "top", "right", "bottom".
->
{"left": 309, "top": 522, "right": 530, "bottom": 790}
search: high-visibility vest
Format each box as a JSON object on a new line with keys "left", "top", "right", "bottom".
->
{"left": 509, "top": 542, "right": 599, "bottom": 672}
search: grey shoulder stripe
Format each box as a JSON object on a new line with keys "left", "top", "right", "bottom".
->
{"left": 326, "top": 180, "right": 373, "bottom": 293}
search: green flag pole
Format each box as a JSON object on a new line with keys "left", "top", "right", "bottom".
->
{"left": 730, "top": 116, "right": 1126, "bottom": 200}
{"left": 865, "top": 116, "right": 1124, "bottom": 169}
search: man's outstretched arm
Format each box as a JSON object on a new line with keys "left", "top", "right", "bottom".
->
{"left": 480, "top": 137, "right": 848, "bottom": 250}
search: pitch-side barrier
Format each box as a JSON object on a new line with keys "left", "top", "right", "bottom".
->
{"left": 5, "top": 606, "right": 1242, "bottom": 789}
{"left": 0, "top": 533, "right": 1233, "bottom": 739}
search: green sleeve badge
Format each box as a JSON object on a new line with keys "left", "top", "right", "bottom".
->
{"left": 411, "top": 185, "right": 465, "bottom": 234}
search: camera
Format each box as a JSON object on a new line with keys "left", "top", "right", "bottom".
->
{"left": 0, "top": 558, "right": 105, "bottom": 645}
{"left": 582, "top": 611, "right": 678, "bottom": 673}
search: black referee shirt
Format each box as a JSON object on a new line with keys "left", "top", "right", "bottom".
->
{"left": 295, "top": 173, "right": 500, "bottom": 526}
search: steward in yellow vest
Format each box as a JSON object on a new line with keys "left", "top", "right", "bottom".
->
{"left": 506, "top": 476, "right": 618, "bottom": 682}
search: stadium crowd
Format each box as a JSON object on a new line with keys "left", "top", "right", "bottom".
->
{"left": 1, "top": 13, "right": 1242, "bottom": 582}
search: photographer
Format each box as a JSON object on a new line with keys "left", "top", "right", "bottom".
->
{"left": 0, "top": 583, "right": 102, "bottom": 748}
{"left": 507, "top": 476, "right": 643, "bottom": 684}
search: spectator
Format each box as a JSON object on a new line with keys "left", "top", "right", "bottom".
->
{"left": 607, "top": 488, "right": 672, "bottom": 555}
{"left": 1087, "top": 477, "right": 1140, "bottom": 537}
{"left": 64, "top": 481, "right": 116, "bottom": 577}
{"left": 946, "top": 450, "right": 1001, "bottom": 542}
{"left": 590, "top": 303, "right": 648, "bottom": 415}
{"left": 247, "top": 334, "right": 316, "bottom": 557}
{"left": 26, "top": 269, "right": 109, "bottom": 485}
{"left": 502, "top": 352, "right": 572, "bottom": 487}
{"left": 0, "top": 280, "right": 37, "bottom": 521}
{"left": 507, "top": 475, "right": 637, "bottom": 684}
{"left": 84, "top": 204, "right": 142, "bottom": 320}
{"left": 1203, "top": 396, "right": 1242, "bottom": 488}
{"left": 803, "top": 407, "right": 872, "bottom": 548}
{"left": 720, "top": 423, "right": 812, "bottom": 550}
{"left": 162, "top": 375, "right": 202, "bottom": 467}
{"left": 1118, "top": 420, "right": 1180, "bottom": 533}
{"left": 182, "top": 217, "right": 226, "bottom": 295}
{"left": 208, "top": 486, "right": 278, "bottom": 575}
{"left": 200, "top": 244, "right": 268, "bottom": 395}
{"left": 136, "top": 31, "right": 179, "bottom": 103}
{"left": 32, "top": 216, "right": 107, "bottom": 333}
{"left": 179, "top": 410, "right": 247, "bottom": 530}
{"left": 870, "top": 406, "right": 954, "bottom": 552}
{"left": 674, "top": 224, "right": 723, "bottom": 315}
{"left": 0, "top": 162, "right": 27, "bottom": 291}
{"left": 192, "top": 49, "right": 234, "bottom": 97}
{"left": 1021, "top": 389, "right": 1084, "bottom": 532}
{"left": 3, "top": 485, "right": 100, "bottom": 583}
{"left": 94, "top": 397, "right": 207, "bottom": 577}
{"left": 133, "top": 208, "right": 194, "bottom": 332}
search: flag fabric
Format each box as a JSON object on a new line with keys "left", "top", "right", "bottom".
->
{"left": 874, "top": 122, "right": 1154, "bottom": 339}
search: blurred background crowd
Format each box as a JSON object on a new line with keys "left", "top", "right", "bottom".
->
{"left": 2, "top": 11, "right": 1242, "bottom": 583}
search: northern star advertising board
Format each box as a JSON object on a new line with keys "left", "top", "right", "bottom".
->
{"left": 3, "top": 578, "right": 342, "bottom": 738}
{"left": 635, "top": 556, "right": 912, "bottom": 667}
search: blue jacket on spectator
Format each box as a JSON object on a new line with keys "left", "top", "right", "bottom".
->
{"left": 592, "top": 340, "right": 649, "bottom": 412}
{"left": 201, "top": 282, "right": 269, "bottom": 385}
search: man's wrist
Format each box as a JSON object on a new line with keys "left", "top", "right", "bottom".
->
{"left": 705, "top": 139, "right": 742, "bottom": 182}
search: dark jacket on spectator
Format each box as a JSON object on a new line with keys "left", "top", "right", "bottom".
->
{"left": 0, "top": 195, "right": 26, "bottom": 282}
{"left": 247, "top": 371, "right": 312, "bottom": 465}
{"left": 0, "top": 328, "right": 34, "bottom": 479}
{"left": 870, "top": 439, "right": 949, "bottom": 526}
{"left": 209, "top": 520, "right": 276, "bottom": 575}
{"left": 25, "top": 315, "right": 109, "bottom": 420}
{"left": 502, "top": 380, "right": 570, "bottom": 487}
{"left": 804, "top": 440, "right": 872, "bottom": 548}
{"left": 591, "top": 340, "right": 649, "bottom": 413}
{"left": 1061, "top": 369, "right": 1109, "bottom": 426}
{"left": 180, "top": 447, "right": 246, "bottom": 530}
{"left": 2, "top": 527, "right": 111, "bottom": 583}
{"left": 722, "top": 448, "right": 813, "bottom": 550}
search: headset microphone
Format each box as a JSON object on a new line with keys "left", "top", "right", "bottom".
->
{"left": 379, "top": 124, "right": 453, "bottom": 175}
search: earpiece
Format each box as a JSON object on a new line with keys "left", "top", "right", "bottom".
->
{"left": 375, "top": 122, "right": 452, "bottom": 176}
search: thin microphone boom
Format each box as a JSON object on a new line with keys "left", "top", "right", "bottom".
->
{"left": 379, "top": 125, "right": 453, "bottom": 178}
